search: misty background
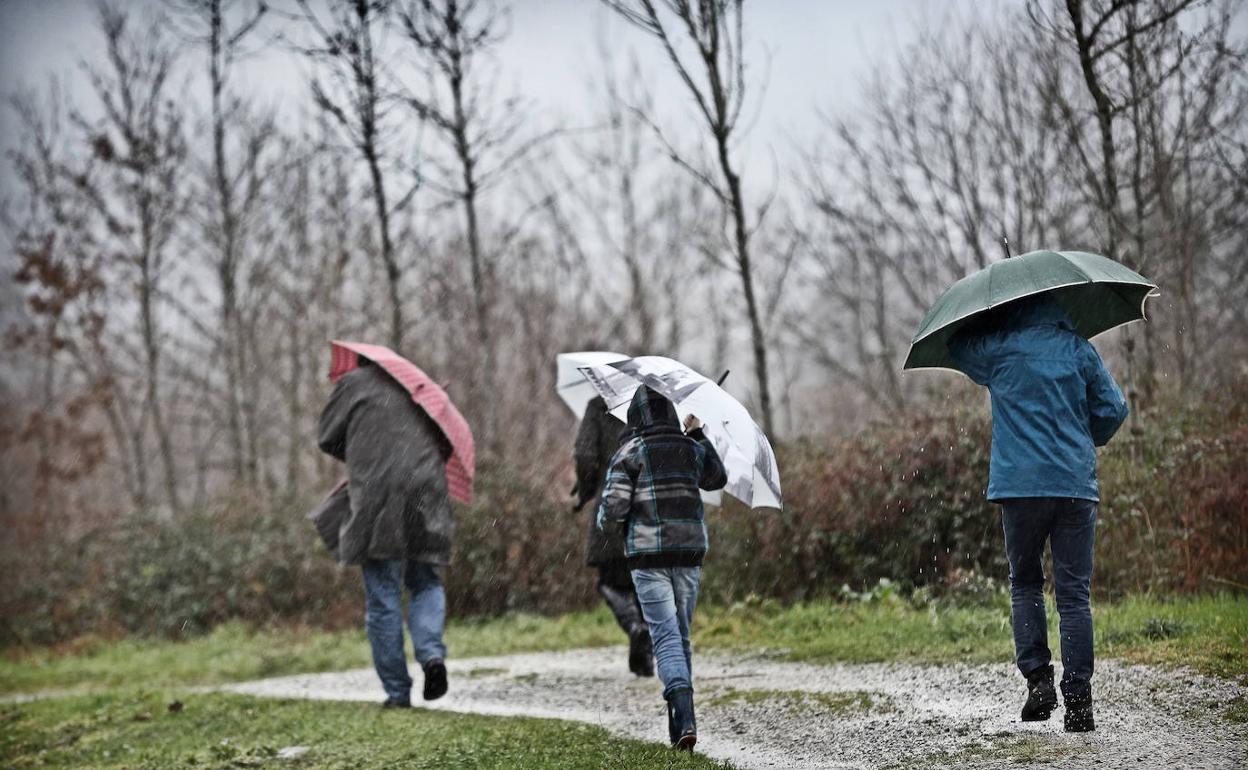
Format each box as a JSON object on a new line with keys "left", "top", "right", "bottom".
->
{"left": 1, "top": 0, "right": 1246, "bottom": 641}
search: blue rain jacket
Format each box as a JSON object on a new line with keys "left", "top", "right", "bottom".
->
{"left": 949, "top": 295, "right": 1128, "bottom": 502}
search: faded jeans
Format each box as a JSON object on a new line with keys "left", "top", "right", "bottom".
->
{"left": 362, "top": 559, "right": 447, "bottom": 702}
{"left": 632, "top": 566, "right": 701, "bottom": 699}
{"left": 1001, "top": 498, "right": 1097, "bottom": 701}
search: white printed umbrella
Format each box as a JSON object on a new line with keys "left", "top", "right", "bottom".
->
{"left": 555, "top": 351, "right": 632, "bottom": 418}
{"left": 575, "top": 355, "right": 782, "bottom": 510}
{"left": 556, "top": 351, "right": 725, "bottom": 507}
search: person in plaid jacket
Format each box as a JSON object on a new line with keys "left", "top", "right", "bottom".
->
{"left": 597, "top": 385, "right": 727, "bottom": 750}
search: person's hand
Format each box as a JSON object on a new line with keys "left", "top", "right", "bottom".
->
{"left": 683, "top": 414, "right": 702, "bottom": 433}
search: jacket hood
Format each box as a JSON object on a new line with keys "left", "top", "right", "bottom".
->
{"left": 996, "top": 293, "right": 1075, "bottom": 331}
{"left": 627, "top": 385, "right": 680, "bottom": 432}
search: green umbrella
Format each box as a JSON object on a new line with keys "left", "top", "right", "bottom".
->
{"left": 904, "top": 249, "right": 1158, "bottom": 372}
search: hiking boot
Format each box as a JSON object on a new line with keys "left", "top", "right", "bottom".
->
{"left": 422, "top": 659, "right": 448, "bottom": 701}
{"left": 1021, "top": 665, "right": 1057, "bottom": 722}
{"left": 1064, "top": 694, "right": 1095, "bottom": 732}
{"left": 667, "top": 697, "right": 678, "bottom": 746}
{"left": 629, "top": 626, "right": 655, "bottom": 677}
{"left": 381, "top": 697, "right": 411, "bottom": 709}
{"left": 667, "top": 688, "right": 696, "bottom": 751}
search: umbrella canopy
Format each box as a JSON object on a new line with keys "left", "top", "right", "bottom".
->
{"left": 904, "top": 250, "right": 1158, "bottom": 372}
{"left": 329, "top": 341, "right": 475, "bottom": 504}
{"left": 555, "top": 351, "right": 631, "bottom": 418}
{"left": 575, "top": 355, "right": 782, "bottom": 510}
{"left": 557, "top": 350, "right": 724, "bottom": 508}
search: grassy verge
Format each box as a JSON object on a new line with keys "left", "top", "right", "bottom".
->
{"left": 2, "top": 594, "right": 1243, "bottom": 697}
{"left": 0, "top": 691, "right": 731, "bottom": 769}
{"left": 699, "top": 592, "right": 1248, "bottom": 679}
{"left": 0, "top": 609, "right": 619, "bottom": 696}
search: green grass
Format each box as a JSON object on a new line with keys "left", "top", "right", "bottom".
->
{"left": 0, "top": 691, "right": 733, "bottom": 769}
{"left": 0, "top": 608, "right": 620, "bottom": 696}
{"left": 2, "top": 594, "right": 1244, "bottom": 697}
{"left": 697, "top": 592, "right": 1248, "bottom": 679}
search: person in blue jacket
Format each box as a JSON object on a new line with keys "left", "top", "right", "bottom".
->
{"left": 949, "top": 293, "right": 1128, "bottom": 733}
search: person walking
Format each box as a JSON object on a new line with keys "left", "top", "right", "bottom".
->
{"left": 949, "top": 294, "right": 1129, "bottom": 732}
{"left": 596, "top": 385, "right": 728, "bottom": 750}
{"left": 572, "top": 395, "right": 654, "bottom": 677}
{"left": 315, "top": 359, "right": 456, "bottom": 708}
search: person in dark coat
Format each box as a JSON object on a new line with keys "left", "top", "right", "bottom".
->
{"left": 950, "top": 294, "right": 1129, "bottom": 733}
{"left": 316, "top": 360, "right": 455, "bottom": 707}
{"left": 597, "top": 386, "right": 728, "bottom": 751}
{"left": 572, "top": 396, "right": 653, "bottom": 677}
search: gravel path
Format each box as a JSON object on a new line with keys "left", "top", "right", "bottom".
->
{"left": 220, "top": 647, "right": 1248, "bottom": 769}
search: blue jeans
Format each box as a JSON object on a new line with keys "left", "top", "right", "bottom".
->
{"left": 632, "top": 566, "right": 700, "bottom": 699}
{"left": 362, "top": 560, "right": 447, "bottom": 702}
{"left": 1001, "top": 498, "right": 1097, "bottom": 700}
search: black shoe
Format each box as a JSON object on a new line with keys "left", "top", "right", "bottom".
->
{"left": 422, "top": 659, "right": 448, "bottom": 701}
{"left": 382, "top": 697, "right": 411, "bottom": 709}
{"left": 667, "top": 698, "right": 678, "bottom": 746}
{"left": 1064, "top": 695, "right": 1095, "bottom": 732}
{"left": 667, "top": 688, "right": 696, "bottom": 751}
{"left": 629, "top": 626, "right": 655, "bottom": 678}
{"left": 1021, "top": 665, "right": 1057, "bottom": 722}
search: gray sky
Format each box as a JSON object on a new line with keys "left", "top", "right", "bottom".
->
{"left": 0, "top": 0, "right": 1017, "bottom": 189}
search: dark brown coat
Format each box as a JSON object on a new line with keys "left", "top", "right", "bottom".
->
{"left": 573, "top": 396, "right": 627, "bottom": 566}
{"left": 314, "top": 364, "right": 454, "bottom": 566}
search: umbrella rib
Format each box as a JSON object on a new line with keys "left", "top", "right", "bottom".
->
{"left": 1062, "top": 253, "right": 1095, "bottom": 284}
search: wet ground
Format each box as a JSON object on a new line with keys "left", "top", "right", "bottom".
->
{"left": 220, "top": 647, "right": 1248, "bottom": 769}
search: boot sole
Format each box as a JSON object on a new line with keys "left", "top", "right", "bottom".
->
{"left": 1021, "top": 704, "right": 1055, "bottom": 722}
{"left": 676, "top": 734, "right": 697, "bottom": 752}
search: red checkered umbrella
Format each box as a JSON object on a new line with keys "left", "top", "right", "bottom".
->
{"left": 329, "top": 341, "right": 475, "bottom": 504}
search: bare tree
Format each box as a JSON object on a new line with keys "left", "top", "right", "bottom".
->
{"left": 294, "top": 0, "right": 413, "bottom": 349}
{"left": 1019, "top": 0, "right": 1248, "bottom": 422}
{"left": 164, "top": 0, "right": 269, "bottom": 489}
{"left": 797, "top": 18, "right": 1077, "bottom": 410}
{"left": 3, "top": 88, "right": 110, "bottom": 521}
{"left": 1111, "top": 1, "right": 1247, "bottom": 392}
{"left": 534, "top": 43, "right": 715, "bottom": 356}
{"left": 394, "top": 0, "right": 550, "bottom": 452}
{"left": 1030, "top": 0, "right": 1202, "bottom": 423}
{"left": 601, "top": 0, "right": 776, "bottom": 435}
{"left": 71, "top": 3, "right": 189, "bottom": 514}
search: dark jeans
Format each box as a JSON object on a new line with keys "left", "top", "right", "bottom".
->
{"left": 1001, "top": 497, "right": 1097, "bottom": 700}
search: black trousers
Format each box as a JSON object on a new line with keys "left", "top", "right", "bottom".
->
{"left": 596, "top": 560, "right": 646, "bottom": 635}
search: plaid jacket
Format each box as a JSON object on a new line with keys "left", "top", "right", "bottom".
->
{"left": 596, "top": 386, "right": 728, "bottom": 568}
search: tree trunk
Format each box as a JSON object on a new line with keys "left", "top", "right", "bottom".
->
{"left": 364, "top": 141, "right": 403, "bottom": 350}
{"left": 209, "top": 1, "right": 250, "bottom": 486}
{"left": 140, "top": 246, "right": 181, "bottom": 515}
{"left": 715, "top": 135, "right": 774, "bottom": 436}
{"left": 1066, "top": 0, "right": 1140, "bottom": 434}
{"left": 450, "top": 63, "right": 497, "bottom": 452}
{"left": 208, "top": 0, "right": 250, "bottom": 488}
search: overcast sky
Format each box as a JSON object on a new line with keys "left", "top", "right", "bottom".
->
{"left": 3, "top": 0, "right": 1244, "bottom": 196}
{"left": 0, "top": 0, "right": 1032, "bottom": 188}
